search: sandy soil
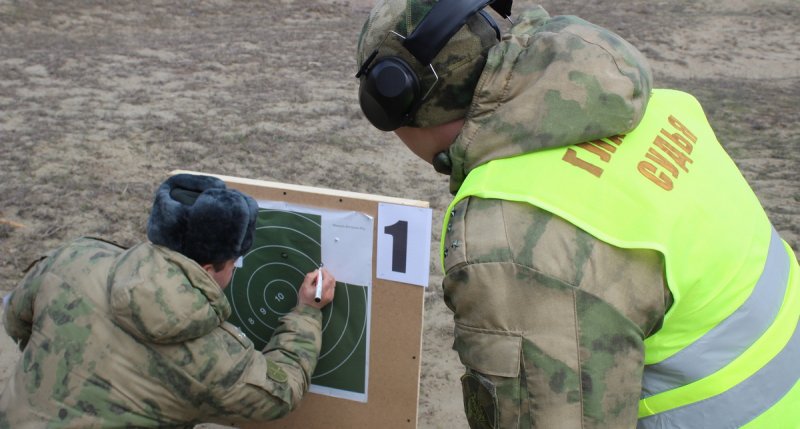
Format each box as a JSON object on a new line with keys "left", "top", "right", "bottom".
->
{"left": 1, "top": 0, "right": 798, "bottom": 427}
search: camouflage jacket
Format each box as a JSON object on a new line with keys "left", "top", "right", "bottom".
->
{"left": 0, "top": 237, "right": 321, "bottom": 428}
{"left": 442, "top": 7, "right": 671, "bottom": 428}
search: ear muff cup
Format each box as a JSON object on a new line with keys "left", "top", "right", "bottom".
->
{"left": 358, "top": 56, "right": 421, "bottom": 131}
{"left": 356, "top": 0, "right": 510, "bottom": 131}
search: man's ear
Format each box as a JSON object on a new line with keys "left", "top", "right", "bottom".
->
{"left": 201, "top": 263, "right": 216, "bottom": 275}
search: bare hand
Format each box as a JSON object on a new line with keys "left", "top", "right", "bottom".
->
{"left": 297, "top": 268, "right": 335, "bottom": 309}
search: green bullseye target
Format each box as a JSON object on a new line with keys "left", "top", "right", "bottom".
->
{"left": 225, "top": 208, "right": 369, "bottom": 399}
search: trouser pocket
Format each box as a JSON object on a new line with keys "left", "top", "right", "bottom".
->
{"left": 453, "top": 323, "right": 524, "bottom": 429}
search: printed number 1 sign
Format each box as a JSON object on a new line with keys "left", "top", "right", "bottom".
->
{"left": 376, "top": 202, "right": 433, "bottom": 287}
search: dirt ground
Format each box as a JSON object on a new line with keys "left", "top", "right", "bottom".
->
{"left": 1, "top": 0, "right": 798, "bottom": 427}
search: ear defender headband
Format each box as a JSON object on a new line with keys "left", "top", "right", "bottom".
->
{"left": 356, "top": 0, "right": 512, "bottom": 131}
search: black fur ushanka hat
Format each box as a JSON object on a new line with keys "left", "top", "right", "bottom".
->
{"left": 147, "top": 174, "right": 258, "bottom": 265}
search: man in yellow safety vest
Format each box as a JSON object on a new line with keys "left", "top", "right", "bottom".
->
{"left": 354, "top": 0, "right": 800, "bottom": 427}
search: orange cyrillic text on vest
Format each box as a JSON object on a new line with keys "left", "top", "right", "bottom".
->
{"left": 637, "top": 116, "right": 698, "bottom": 191}
{"left": 562, "top": 135, "right": 625, "bottom": 177}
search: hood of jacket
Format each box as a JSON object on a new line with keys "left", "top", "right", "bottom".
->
{"left": 107, "top": 242, "right": 232, "bottom": 344}
{"left": 448, "top": 6, "right": 653, "bottom": 192}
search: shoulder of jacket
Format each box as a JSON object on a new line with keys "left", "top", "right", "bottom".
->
{"left": 218, "top": 321, "right": 254, "bottom": 350}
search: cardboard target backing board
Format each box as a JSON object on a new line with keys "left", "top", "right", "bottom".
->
{"left": 172, "top": 171, "right": 426, "bottom": 428}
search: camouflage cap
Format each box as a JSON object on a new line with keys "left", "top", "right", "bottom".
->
{"left": 356, "top": 0, "right": 500, "bottom": 128}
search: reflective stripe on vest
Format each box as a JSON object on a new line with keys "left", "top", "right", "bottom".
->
{"left": 641, "top": 227, "right": 789, "bottom": 398}
{"left": 640, "top": 318, "right": 800, "bottom": 428}
{"left": 639, "top": 233, "right": 800, "bottom": 427}
{"left": 443, "top": 89, "right": 800, "bottom": 426}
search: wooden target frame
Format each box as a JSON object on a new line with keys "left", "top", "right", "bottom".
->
{"left": 172, "top": 171, "right": 426, "bottom": 428}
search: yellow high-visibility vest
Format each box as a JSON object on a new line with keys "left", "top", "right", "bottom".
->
{"left": 442, "top": 89, "right": 800, "bottom": 427}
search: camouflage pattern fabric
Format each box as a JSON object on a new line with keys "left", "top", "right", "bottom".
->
{"left": 356, "top": 0, "right": 499, "bottom": 128}
{"left": 449, "top": 6, "right": 652, "bottom": 192}
{"left": 443, "top": 199, "right": 670, "bottom": 428}
{"left": 367, "top": 4, "right": 661, "bottom": 428}
{"left": 0, "top": 237, "right": 322, "bottom": 428}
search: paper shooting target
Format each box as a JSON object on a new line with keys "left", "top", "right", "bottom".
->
{"left": 225, "top": 208, "right": 369, "bottom": 398}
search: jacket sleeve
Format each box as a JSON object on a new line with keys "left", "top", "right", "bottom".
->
{"left": 3, "top": 255, "right": 52, "bottom": 350}
{"left": 443, "top": 197, "right": 668, "bottom": 428}
{"left": 203, "top": 304, "right": 322, "bottom": 424}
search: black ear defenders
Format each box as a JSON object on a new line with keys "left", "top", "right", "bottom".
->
{"left": 356, "top": 0, "right": 512, "bottom": 131}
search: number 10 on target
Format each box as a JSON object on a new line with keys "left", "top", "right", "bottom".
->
{"left": 376, "top": 203, "right": 432, "bottom": 287}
